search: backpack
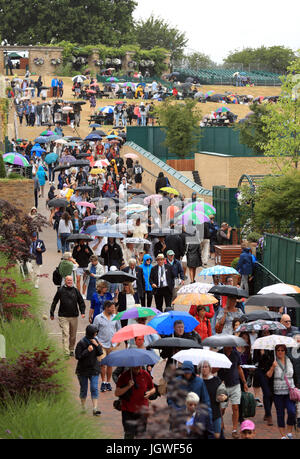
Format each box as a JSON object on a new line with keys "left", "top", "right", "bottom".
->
{"left": 134, "top": 165, "right": 142, "bottom": 175}
{"left": 52, "top": 266, "right": 62, "bottom": 286}
{"left": 240, "top": 391, "right": 256, "bottom": 418}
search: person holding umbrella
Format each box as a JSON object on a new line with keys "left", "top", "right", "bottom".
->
{"left": 215, "top": 295, "right": 244, "bottom": 335}
{"left": 72, "top": 239, "right": 94, "bottom": 297}
{"left": 115, "top": 364, "right": 156, "bottom": 439}
{"left": 75, "top": 324, "right": 103, "bottom": 416}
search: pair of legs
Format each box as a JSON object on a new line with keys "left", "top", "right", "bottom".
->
{"left": 200, "top": 239, "right": 210, "bottom": 266}
{"left": 221, "top": 384, "right": 241, "bottom": 436}
{"left": 122, "top": 411, "right": 147, "bottom": 439}
{"left": 76, "top": 269, "right": 87, "bottom": 296}
{"left": 188, "top": 266, "right": 197, "bottom": 283}
{"left": 141, "top": 291, "right": 153, "bottom": 308}
{"left": 59, "top": 233, "right": 70, "bottom": 254}
{"left": 154, "top": 287, "right": 173, "bottom": 312}
{"left": 273, "top": 394, "right": 296, "bottom": 438}
{"left": 58, "top": 316, "right": 78, "bottom": 356}
{"left": 77, "top": 374, "right": 100, "bottom": 414}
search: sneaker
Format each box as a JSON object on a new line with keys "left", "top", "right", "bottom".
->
{"left": 100, "top": 382, "right": 106, "bottom": 392}
{"left": 106, "top": 382, "right": 112, "bottom": 391}
{"left": 255, "top": 398, "right": 263, "bottom": 407}
{"left": 286, "top": 433, "right": 293, "bottom": 439}
{"left": 93, "top": 410, "right": 101, "bottom": 416}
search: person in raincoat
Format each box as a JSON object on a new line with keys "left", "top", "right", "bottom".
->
{"left": 36, "top": 164, "right": 48, "bottom": 198}
{"left": 140, "top": 254, "right": 153, "bottom": 307}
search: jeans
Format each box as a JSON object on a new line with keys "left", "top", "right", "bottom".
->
{"left": 141, "top": 115, "right": 147, "bottom": 126}
{"left": 256, "top": 368, "right": 273, "bottom": 417}
{"left": 77, "top": 374, "right": 99, "bottom": 399}
{"left": 115, "top": 114, "right": 120, "bottom": 126}
{"left": 48, "top": 166, "right": 55, "bottom": 182}
{"left": 59, "top": 233, "right": 71, "bottom": 254}
{"left": 273, "top": 394, "right": 296, "bottom": 428}
{"left": 213, "top": 417, "right": 222, "bottom": 434}
{"left": 56, "top": 229, "right": 62, "bottom": 251}
{"left": 211, "top": 306, "right": 220, "bottom": 335}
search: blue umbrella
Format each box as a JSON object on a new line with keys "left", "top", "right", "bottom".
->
{"left": 45, "top": 153, "right": 58, "bottom": 164}
{"left": 101, "top": 348, "right": 159, "bottom": 367}
{"left": 34, "top": 136, "right": 50, "bottom": 144}
{"left": 89, "top": 123, "right": 101, "bottom": 128}
{"left": 47, "top": 135, "right": 62, "bottom": 142}
{"left": 198, "top": 266, "right": 239, "bottom": 276}
{"left": 90, "top": 230, "right": 125, "bottom": 239}
{"left": 85, "top": 223, "right": 110, "bottom": 234}
{"left": 84, "top": 134, "right": 102, "bottom": 141}
{"left": 148, "top": 311, "right": 199, "bottom": 335}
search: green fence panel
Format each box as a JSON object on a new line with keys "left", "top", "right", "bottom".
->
{"left": 263, "top": 234, "right": 300, "bottom": 286}
{"left": 212, "top": 186, "right": 240, "bottom": 228}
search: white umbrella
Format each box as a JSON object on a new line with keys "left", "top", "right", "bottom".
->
{"left": 95, "top": 159, "right": 110, "bottom": 167}
{"left": 172, "top": 349, "right": 232, "bottom": 369}
{"left": 62, "top": 106, "right": 73, "bottom": 112}
{"left": 124, "top": 237, "right": 151, "bottom": 245}
{"left": 258, "top": 283, "right": 299, "bottom": 295}
{"left": 252, "top": 335, "right": 298, "bottom": 351}
{"left": 125, "top": 204, "right": 148, "bottom": 212}
{"left": 177, "top": 283, "right": 214, "bottom": 295}
{"left": 72, "top": 75, "right": 87, "bottom": 82}
{"left": 54, "top": 138, "right": 69, "bottom": 145}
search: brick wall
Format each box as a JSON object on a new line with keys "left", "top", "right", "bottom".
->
{"left": 0, "top": 179, "right": 34, "bottom": 213}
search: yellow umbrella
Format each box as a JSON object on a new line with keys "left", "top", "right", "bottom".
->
{"left": 90, "top": 168, "right": 105, "bottom": 175}
{"left": 172, "top": 293, "right": 218, "bottom": 306}
{"left": 160, "top": 187, "right": 179, "bottom": 196}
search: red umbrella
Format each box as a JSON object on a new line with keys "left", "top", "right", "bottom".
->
{"left": 111, "top": 324, "right": 157, "bottom": 344}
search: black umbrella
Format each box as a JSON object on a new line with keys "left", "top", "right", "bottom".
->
{"left": 91, "top": 130, "right": 106, "bottom": 137}
{"left": 147, "top": 337, "right": 202, "bottom": 350}
{"left": 76, "top": 153, "right": 91, "bottom": 159}
{"left": 185, "top": 77, "right": 194, "bottom": 83}
{"left": 245, "top": 294, "right": 300, "bottom": 308}
{"left": 99, "top": 271, "right": 137, "bottom": 284}
{"left": 127, "top": 189, "right": 146, "bottom": 195}
{"left": 71, "top": 160, "right": 91, "bottom": 168}
{"left": 73, "top": 101, "right": 86, "bottom": 105}
{"left": 48, "top": 198, "right": 69, "bottom": 208}
{"left": 241, "top": 310, "right": 282, "bottom": 322}
{"left": 65, "top": 137, "right": 82, "bottom": 141}
{"left": 53, "top": 165, "right": 72, "bottom": 172}
{"left": 201, "top": 335, "right": 249, "bottom": 347}
{"left": 75, "top": 186, "right": 93, "bottom": 192}
{"left": 208, "top": 285, "right": 249, "bottom": 299}
{"left": 55, "top": 120, "right": 67, "bottom": 125}
{"left": 66, "top": 234, "right": 94, "bottom": 242}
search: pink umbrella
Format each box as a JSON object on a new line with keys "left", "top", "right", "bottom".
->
{"left": 144, "top": 194, "right": 163, "bottom": 205}
{"left": 124, "top": 153, "right": 138, "bottom": 160}
{"left": 95, "top": 159, "right": 110, "bottom": 167}
{"left": 76, "top": 202, "right": 96, "bottom": 209}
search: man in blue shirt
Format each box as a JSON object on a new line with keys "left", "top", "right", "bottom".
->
{"left": 51, "top": 77, "right": 59, "bottom": 97}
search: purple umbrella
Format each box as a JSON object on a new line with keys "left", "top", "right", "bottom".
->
{"left": 59, "top": 155, "right": 76, "bottom": 163}
{"left": 113, "top": 307, "right": 162, "bottom": 321}
{"left": 83, "top": 215, "right": 99, "bottom": 222}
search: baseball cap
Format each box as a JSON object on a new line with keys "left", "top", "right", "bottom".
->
{"left": 167, "top": 250, "right": 175, "bottom": 256}
{"left": 156, "top": 253, "right": 165, "bottom": 259}
{"left": 240, "top": 420, "right": 255, "bottom": 431}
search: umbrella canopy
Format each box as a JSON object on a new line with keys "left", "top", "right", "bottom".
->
{"left": 201, "top": 335, "right": 249, "bottom": 348}
{"left": 177, "top": 283, "right": 214, "bottom": 295}
{"left": 99, "top": 106, "right": 114, "bottom": 114}
{"left": 236, "top": 320, "right": 286, "bottom": 333}
{"left": 177, "top": 210, "right": 209, "bottom": 225}
{"left": 215, "top": 107, "right": 231, "bottom": 114}
{"left": 54, "top": 138, "right": 69, "bottom": 145}
{"left": 89, "top": 123, "right": 102, "bottom": 128}
{"left": 72, "top": 75, "right": 87, "bottom": 83}
{"left": 172, "top": 293, "right": 218, "bottom": 306}
{"left": 94, "top": 159, "right": 110, "bottom": 168}
{"left": 53, "top": 165, "right": 71, "bottom": 172}
{"left": 71, "top": 160, "right": 90, "bottom": 168}
{"left": 160, "top": 187, "right": 179, "bottom": 196}
{"left": 40, "top": 130, "right": 55, "bottom": 136}
{"left": 182, "top": 202, "right": 216, "bottom": 219}
{"left": 172, "top": 349, "right": 232, "bottom": 369}
{"left": 90, "top": 168, "right": 105, "bottom": 175}
{"left": 48, "top": 198, "right": 69, "bottom": 208}
{"left": 66, "top": 234, "right": 94, "bottom": 242}
{"left": 91, "top": 130, "right": 106, "bottom": 137}
{"left": 60, "top": 155, "right": 76, "bottom": 164}
{"left": 112, "top": 324, "right": 157, "bottom": 344}
{"left": 241, "top": 310, "right": 282, "bottom": 322}
{"left": 99, "top": 271, "right": 137, "bottom": 284}
{"left": 101, "top": 348, "right": 159, "bottom": 367}
{"left": 90, "top": 230, "right": 124, "bottom": 239}
{"left": 76, "top": 202, "right": 96, "bottom": 208}
{"left": 144, "top": 194, "right": 163, "bottom": 205}
{"left": 147, "top": 337, "right": 202, "bottom": 350}
{"left": 84, "top": 134, "right": 102, "bottom": 142}
{"left": 199, "top": 266, "right": 239, "bottom": 277}
{"left": 127, "top": 189, "right": 146, "bottom": 195}
{"left": 106, "top": 77, "right": 119, "bottom": 82}
{"left": 257, "top": 284, "right": 300, "bottom": 295}
{"left": 208, "top": 285, "right": 248, "bottom": 299}
{"left": 245, "top": 294, "right": 300, "bottom": 309}
{"left": 124, "top": 153, "right": 139, "bottom": 160}
{"left": 44, "top": 153, "right": 58, "bottom": 164}
{"left": 123, "top": 237, "right": 151, "bottom": 245}
{"left": 148, "top": 311, "right": 199, "bottom": 335}
{"left": 3, "top": 153, "right": 29, "bottom": 167}
{"left": 113, "top": 306, "right": 160, "bottom": 321}
{"left": 33, "top": 136, "right": 50, "bottom": 144}
{"left": 75, "top": 186, "right": 93, "bottom": 193}
{"left": 252, "top": 335, "right": 297, "bottom": 351}
{"left": 205, "top": 90, "right": 215, "bottom": 98}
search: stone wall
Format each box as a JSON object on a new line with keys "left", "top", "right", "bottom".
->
{"left": 0, "top": 46, "right": 64, "bottom": 76}
{"left": 0, "top": 179, "right": 34, "bottom": 213}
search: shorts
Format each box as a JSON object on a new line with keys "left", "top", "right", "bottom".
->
{"left": 221, "top": 384, "right": 241, "bottom": 408}
{"left": 76, "top": 267, "right": 85, "bottom": 277}
{"left": 99, "top": 346, "right": 118, "bottom": 362}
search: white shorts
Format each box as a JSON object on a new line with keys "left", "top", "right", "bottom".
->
{"left": 76, "top": 268, "right": 85, "bottom": 277}
{"left": 221, "top": 384, "right": 241, "bottom": 408}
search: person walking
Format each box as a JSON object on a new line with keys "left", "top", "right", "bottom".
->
{"left": 140, "top": 254, "right": 153, "bottom": 307}
{"left": 75, "top": 324, "right": 103, "bottom": 416}
{"left": 94, "top": 300, "right": 121, "bottom": 392}
{"left": 50, "top": 275, "right": 86, "bottom": 358}
{"left": 72, "top": 239, "right": 94, "bottom": 297}
{"left": 29, "top": 232, "right": 46, "bottom": 289}
{"left": 36, "top": 165, "right": 47, "bottom": 198}
{"left": 84, "top": 255, "right": 105, "bottom": 306}
{"left": 150, "top": 254, "right": 175, "bottom": 312}
{"left": 236, "top": 243, "right": 253, "bottom": 295}
{"left": 133, "top": 161, "right": 143, "bottom": 189}
{"left": 58, "top": 211, "right": 73, "bottom": 255}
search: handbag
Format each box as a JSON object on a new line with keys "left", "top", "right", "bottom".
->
{"left": 284, "top": 376, "right": 300, "bottom": 402}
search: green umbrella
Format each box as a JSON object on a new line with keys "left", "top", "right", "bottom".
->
{"left": 182, "top": 202, "right": 216, "bottom": 219}
{"left": 113, "top": 306, "right": 159, "bottom": 321}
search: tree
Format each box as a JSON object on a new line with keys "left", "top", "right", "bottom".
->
{"left": 0, "top": 0, "right": 137, "bottom": 46}
{"left": 224, "top": 46, "right": 296, "bottom": 73}
{"left": 260, "top": 56, "right": 300, "bottom": 172}
{"left": 234, "top": 103, "right": 270, "bottom": 154}
{"left": 182, "top": 52, "right": 215, "bottom": 70}
{"left": 253, "top": 171, "right": 300, "bottom": 235}
{"left": 134, "top": 15, "right": 188, "bottom": 61}
{"left": 155, "top": 98, "right": 202, "bottom": 158}
{"left": 0, "top": 154, "right": 6, "bottom": 178}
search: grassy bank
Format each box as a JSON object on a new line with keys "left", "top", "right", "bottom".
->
{"left": 0, "top": 259, "right": 106, "bottom": 439}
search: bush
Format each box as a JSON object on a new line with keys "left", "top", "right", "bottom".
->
{"left": 247, "top": 232, "right": 262, "bottom": 243}
{"left": 0, "top": 154, "right": 6, "bottom": 178}
{"left": 0, "top": 348, "right": 61, "bottom": 402}
{"left": 7, "top": 172, "right": 26, "bottom": 180}
{"left": 231, "top": 257, "right": 240, "bottom": 270}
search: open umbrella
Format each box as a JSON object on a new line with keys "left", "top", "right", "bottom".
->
{"left": 99, "top": 106, "right": 114, "bottom": 114}
{"left": 172, "top": 293, "right": 218, "bottom": 306}
{"left": 3, "top": 153, "right": 29, "bottom": 167}
{"left": 99, "top": 271, "right": 137, "bottom": 284}
{"left": 160, "top": 187, "right": 179, "bottom": 196}
{"left": 101, "top": 348, "right": 159, "bottom": 367}
{"left": 241, "top": 310, "right": 282, "bottom": 322}
{"left": 252, "top": 335, "right": 297, "bottom": 351}
{"left": 113, "top": 306, "right": 160, "bottom": 321}
{"left": 205, "top": 90, "right": 215, "bottom": 98}
{"left": 199, "top": 266, "right": 239, "bottom": 277}
{"left": 124, "top": 153, "right": 139, "bottom": 160}
{"left": 177, "top": 283, "right": 214, "bottom": 295}
{"left": 144, "top": 194, "right": 163, "bottom": 205}
{"left": 177, "top": 210, "right": 209, "bottom": 225}
{"left": 201, "top": 335, "right": 249, "bottom": 348}
{"left": 90, "top": 168, "right": 105, "bottom": 175}
{"left": 34, "top": 136, "right": 50, "bottom": 144}
{"left": 245, "top": 294, "right": 300, "bottom": 308}
{"left": 66, "top": 234, "right": 94, "bottom": 242}
{"left": 48, "top": 198, "right": 69, "bottom": 208}
{"left": 127, "top": 189, "right": 146, "bottom": 195}
{"left": 215, "top": 107, "right": 231, "bottom": 114}
{"left": 60, "top": 155, "right": 76, "bottom": 164}
{"left": 112, "top": 324, "right": 157, "bottom": 344}
{"left": 236, "top": 320, "right": 286, "bottom": 333}
{"left": 257, "top": 284, "right": 300, "bottom": 295}
{"left": 123, "top": 237, "right": 151, "bottom": 245}
{"left": 44, "top": 153, "right": 58, "bottom": 164}
{"left": 148, "top": 311, "right": 199, "bottom": 335}
{"left": 172, "top": 349, "right": 232, "bottom": 369}
{"left": 72, "top": 75, "right": 87, "bottom": 84}
{"left": 147, "top": 337, "right": 202, "bottom": 350}
{"left": 208, "top": 285, "right": 248, "bottom": 298}
{"left": 53, "top": 165, "right": 71, "bottom": 172}
{"left": 76, "top": 202, "right": 96, "bottom": 209}
{"left": 71, "top": 160, "right": 91, "bottom": 168}
{"left": 182, "top": 202, "right": 216, "bottom": 219}
{"left": 94, "top": 159, "right": 110, "bottom": 168}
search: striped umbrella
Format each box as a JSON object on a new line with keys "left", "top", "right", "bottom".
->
{"left": 177, "top": 210, "right": 209, "bottom": 225}
{"left": 199, "top": 266, "right": 239, "bottom": 276}
{"left": 182, "top": 202, "right": 216, "bottom": 219}
{"left": 3, "top": 153, "right": 29, "bottom": 167}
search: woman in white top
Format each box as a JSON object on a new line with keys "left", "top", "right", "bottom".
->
{"left": 118, "top": 177, "right": 128, "bottom": 199}
{"left": 58, "top": 211, "right": 73, "bottom": 254}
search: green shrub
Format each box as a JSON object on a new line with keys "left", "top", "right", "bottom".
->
{"left": 246, "top": 232, "right": 262, "bottom": 243}
{"left": 0, "top": 153, "right": 6, "bottom": 178}
{"left": 7, "top": 172, "right": 26, "bottom": 180}
{"left": 231, "top": 257, "right": 240, "bottom": 270}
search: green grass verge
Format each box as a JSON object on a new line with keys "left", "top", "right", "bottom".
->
{"left": 0, "top": 258, "right": 108, "bottom": 439}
